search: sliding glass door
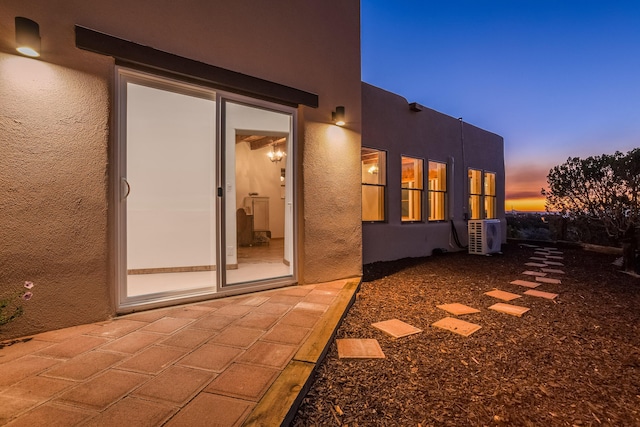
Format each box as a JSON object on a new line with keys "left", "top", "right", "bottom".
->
{"left": 116, "top": 69, "right": 295, "bottom": 310}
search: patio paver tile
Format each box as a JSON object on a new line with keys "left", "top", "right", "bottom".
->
{"left": 177, "top": 344, "right": 243, "bottom": 372}
{"left": 54, "top": 369, "right": 149, "bottom": 411}
{"left": 261, "top": 324, "right": 311, "bottom": 345}
{"left": 164, "top": 393, "right": 253, "bottom": 427}
{"left": 336, "top": 339, "right": 385, "bottom": 359}
{"left": 101, "top": 332, "right": 164, "bottom": 354}
{"left": 541, "top": 268, "right": 565, "bottom": 274}
{"left": 132, "top": 366, "right": 214, "bottom": 405}
{"left": 239, "top": 296, "right": 271, "bottom": 306}
{"left": 209, "top": 326, "right": 264, "bottom": 348}
{"left": 207, "top": 304, "right": 253, "bottom": 317}
{"left": 510, "top": 279, "right": 541, "bottom": 288}
{"left": 0, "top": 375, "right": 75, "bottom": 400}
{"left": 165, "top": 307, "right": 212, "bottom": 319}
{"left": 0, "top": 339, "right": 53, "bottom": 364}
{"left": 279, "top": 309, "right": 322, "bottom": 328}
{"left": 116, "top": 345, "right": 187, "bottom": 375}
{"left": 0, "top": 355, "right": 60, "bottom": 387}
{"left": 32, "top": 324, "right": 101, "bottom": 343}
{"left": 522, "top": 270, "right": 547, "bottom": 277}
{"left": 525, "top": 262, "right": 547, "bottom": 268}
{"left": 253, "top": 302, "right": 292, "bottom": 316}
{"left": 489, "top": 303, "right": 530, "bottom": 317}
{"left": 536, "top": 276, "right": 562, "bottom": 284}
{"left": 86, "top": 319, "right": 147, "bottom": 339}
{"left": 232, "top": 312, "right": 281, "bottom": 330}
{"left": 524, "top": 289, "right": 559, "bottom": 300}
{"left": 431, "top": 317, "right": 482, "bottom": 337}
{"left": 36, "top": 335, "right": 109, "bottom": 359}
{"left": 82, "top": 396, "right": 176, "bottom": 427}
{"left": 191, "top": 314, "right": 237, "bottom": 331}
{"left": 436, "top": 303, "right": 481, "bottom": 315}
{"left": 484, "top": 289, "right": 522, "bottom": 301}
{"left": 371, "top": 319, "right": 422, "bottom": 338}
{"left": 42, "top": 351, "right": 125, "bottom": 381}
{"left": 237, "top": 341, "right": 297, "bottom": 369}
{"left": 160, "top": 328, "right": 213, "bottom": 349}
{"left": 0, "top": 396, "right": 41, "bottom": 425}
{"left": 140, "top": 317, "right": 194, "bottom": 335}
{"left": 266, "top": 295, "right": 304, "bottom": 305}
{"left": 2, "top": 403, "right": 93, "bottom": 427}
{"left": 294, "top": 301, "right": 329, "bottom": 312}
{"left": 205, "top": 363, "right": 279, "bottom": 401}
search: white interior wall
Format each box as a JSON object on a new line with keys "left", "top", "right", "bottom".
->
{"left": 235, "top": 141, "right": 286, "bottom": 238}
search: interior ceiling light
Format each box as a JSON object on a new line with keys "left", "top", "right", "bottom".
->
{"left": 267, "top": 143, "right": 286, "bottom": 163}
{"left": 15, "top": 17, "right": 41, "bottom": 58}
{"left": 332, "top": 106, "right": 345, "bottom": 126}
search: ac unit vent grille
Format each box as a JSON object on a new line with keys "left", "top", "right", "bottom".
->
{"left": 468, "top": 219, "right": 501, "bottom": 255}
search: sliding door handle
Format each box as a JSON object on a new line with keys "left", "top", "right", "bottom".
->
{"left": 122, "top": 178, "right": 131, "bottom": 200}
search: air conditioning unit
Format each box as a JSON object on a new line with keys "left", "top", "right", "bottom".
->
{"left": 468, "top": 219, "right": 502, "bottom": 255}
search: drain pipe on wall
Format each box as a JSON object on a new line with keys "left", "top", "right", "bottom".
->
{"left": 449, "top": 118, "right": 467, "bottom": 249}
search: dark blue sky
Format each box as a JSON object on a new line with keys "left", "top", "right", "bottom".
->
{"left": 361, "top": 0, "right": 640, "bottom": 209}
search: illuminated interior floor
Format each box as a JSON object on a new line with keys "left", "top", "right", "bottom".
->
{"left": 127, "top": 238, "right": 290, "bottom": 297}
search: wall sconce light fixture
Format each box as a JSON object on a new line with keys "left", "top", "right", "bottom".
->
{"left": 332, "top": 106, "right": 345, "bottom": 126}
{"left": 15, "top": 17, "right": 41, "bottom": 58}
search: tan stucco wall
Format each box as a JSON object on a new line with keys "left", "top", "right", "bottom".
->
{"left": 0, "top": 1, "right": 361, "bottom": 339}
{"left": 361, "top": 83, "right": 505, "bottom": 264}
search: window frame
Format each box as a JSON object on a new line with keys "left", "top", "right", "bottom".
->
{"left": 401, "top": 155, "right": 424, "bottom": 223}
{"left": 361, "top": 147, "right": 387, "bottom": 222}
{"left": 468, "top": 167, "right": 497, "bottom": 220}
{"left": 428, "top": 160, "right": 447, "bottom": 222}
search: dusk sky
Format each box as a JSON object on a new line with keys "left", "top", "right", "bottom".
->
{"left": 361, "top": 0, "right": 640, "bottom": 212}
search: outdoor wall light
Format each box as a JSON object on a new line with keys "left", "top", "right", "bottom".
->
{"left": 332, "top": 106, "right": 345, "bottom": 126}
{"left": 15, "top": 17, "right": 41, "bottom": 58}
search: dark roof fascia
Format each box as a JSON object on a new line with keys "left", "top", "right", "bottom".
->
{"left": 75, "top": 25, "right": 318, "bottom": 108}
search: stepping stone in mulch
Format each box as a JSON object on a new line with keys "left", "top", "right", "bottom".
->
{"left": 522, "top": 270, "right": 547, "bottom": 277}
{"left": 544, "top": 260, "right": 564, "bottom": 266}
{"left": 510, "top": 279, "right": 541, "bottom": 288}
{"left": 534, "top": 251, "right": 550, "bottom": 256}
{"left": 546, "top": 255, "right": 564, "bottom": 260}
{"left": 529, "top": 256, "right": 547, "bottom": 261}
{"left": 524, "top": 289, "right": 559, "bottom": 300}
{"left": 541, "top": 268, "right": 565, "bottom": 275}
{"left": 543, "top": 247, "right": 559, "bottom": 251}
{"left": 520, "top": 244, "right": 539, "bottom": 248}
{"left": 525, "top": 262, "right": 548, "bottom": 268}
{"left": 371, "top": 319, "right": 422, "bottom": 338}
{"left": 436, "top": 303, "right": 481, "bottom": 315}
{"left": 484, "top": 289, "right": 521, "bottom": 301}
{"left": 336, "top": 339, "right": 385, "bottom": 359}
{"left": 431, "top": 317, "right": 481, "bottom": 337}
{"left": 536, "top": 276, "right": 561, "bottom": 284}
{"left": 488, "top": 303, "right": 530, "bottom": 317}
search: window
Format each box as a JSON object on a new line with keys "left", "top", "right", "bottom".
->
{"left": 361, "top": 147, "right": 386, "bottom": 221}
{"left": 468, "top": 168, "right": 497, "bottom": 219}
{"left": 401, "top": 156, "right": 423, "bottom": 222}
{"left": 484, "top": 171, "right": 497, "bottom": 219}
{"left": 428, "top": 161, "right": 447, "bottom": 221}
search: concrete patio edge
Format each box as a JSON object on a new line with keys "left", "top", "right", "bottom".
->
{"left": 242, "top": 279, "right": 361, "bottom": 427}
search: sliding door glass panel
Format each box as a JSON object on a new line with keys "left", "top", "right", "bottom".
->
{"left": 125, "top": 80, "right": 217, "bottom": 298}
{"left": 223, "top": 100, "right": 294, "bottom": 286}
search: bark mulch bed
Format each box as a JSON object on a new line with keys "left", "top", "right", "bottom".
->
{"left": 293, "top": 243, "right": 640, "bottom": 426}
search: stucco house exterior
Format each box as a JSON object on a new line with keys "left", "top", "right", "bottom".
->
{"left": 0, "top": 1, "right": 504, "bottom": 340}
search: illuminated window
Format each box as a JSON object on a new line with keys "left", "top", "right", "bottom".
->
{"left": 468, "top": 168, "right": 497, "bottom": 219}
{"left": 401, "top": 156, "right": 423, "bottom": 222}
{"left": 428, "top": 161, "right": 447, "bottom": 221}
{"left": 361, "top": 147, "right": 386, "bottom": 221}
{"left": 484, "top": 171, "right": 497, "bottom": 219}
{"left": 468, "top": 169, "right": 483, "bottom": 219}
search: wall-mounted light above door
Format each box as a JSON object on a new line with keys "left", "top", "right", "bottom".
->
{"left": 15, "top": 17, "right": 41, "bottom": 58}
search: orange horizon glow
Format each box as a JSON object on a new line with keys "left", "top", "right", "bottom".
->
{"left": 505, "top": 197, "right": 547, "bottom": 212}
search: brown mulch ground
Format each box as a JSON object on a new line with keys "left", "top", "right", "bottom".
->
{"left": 292, "top": 243, "right": 640, "bottom": 426}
